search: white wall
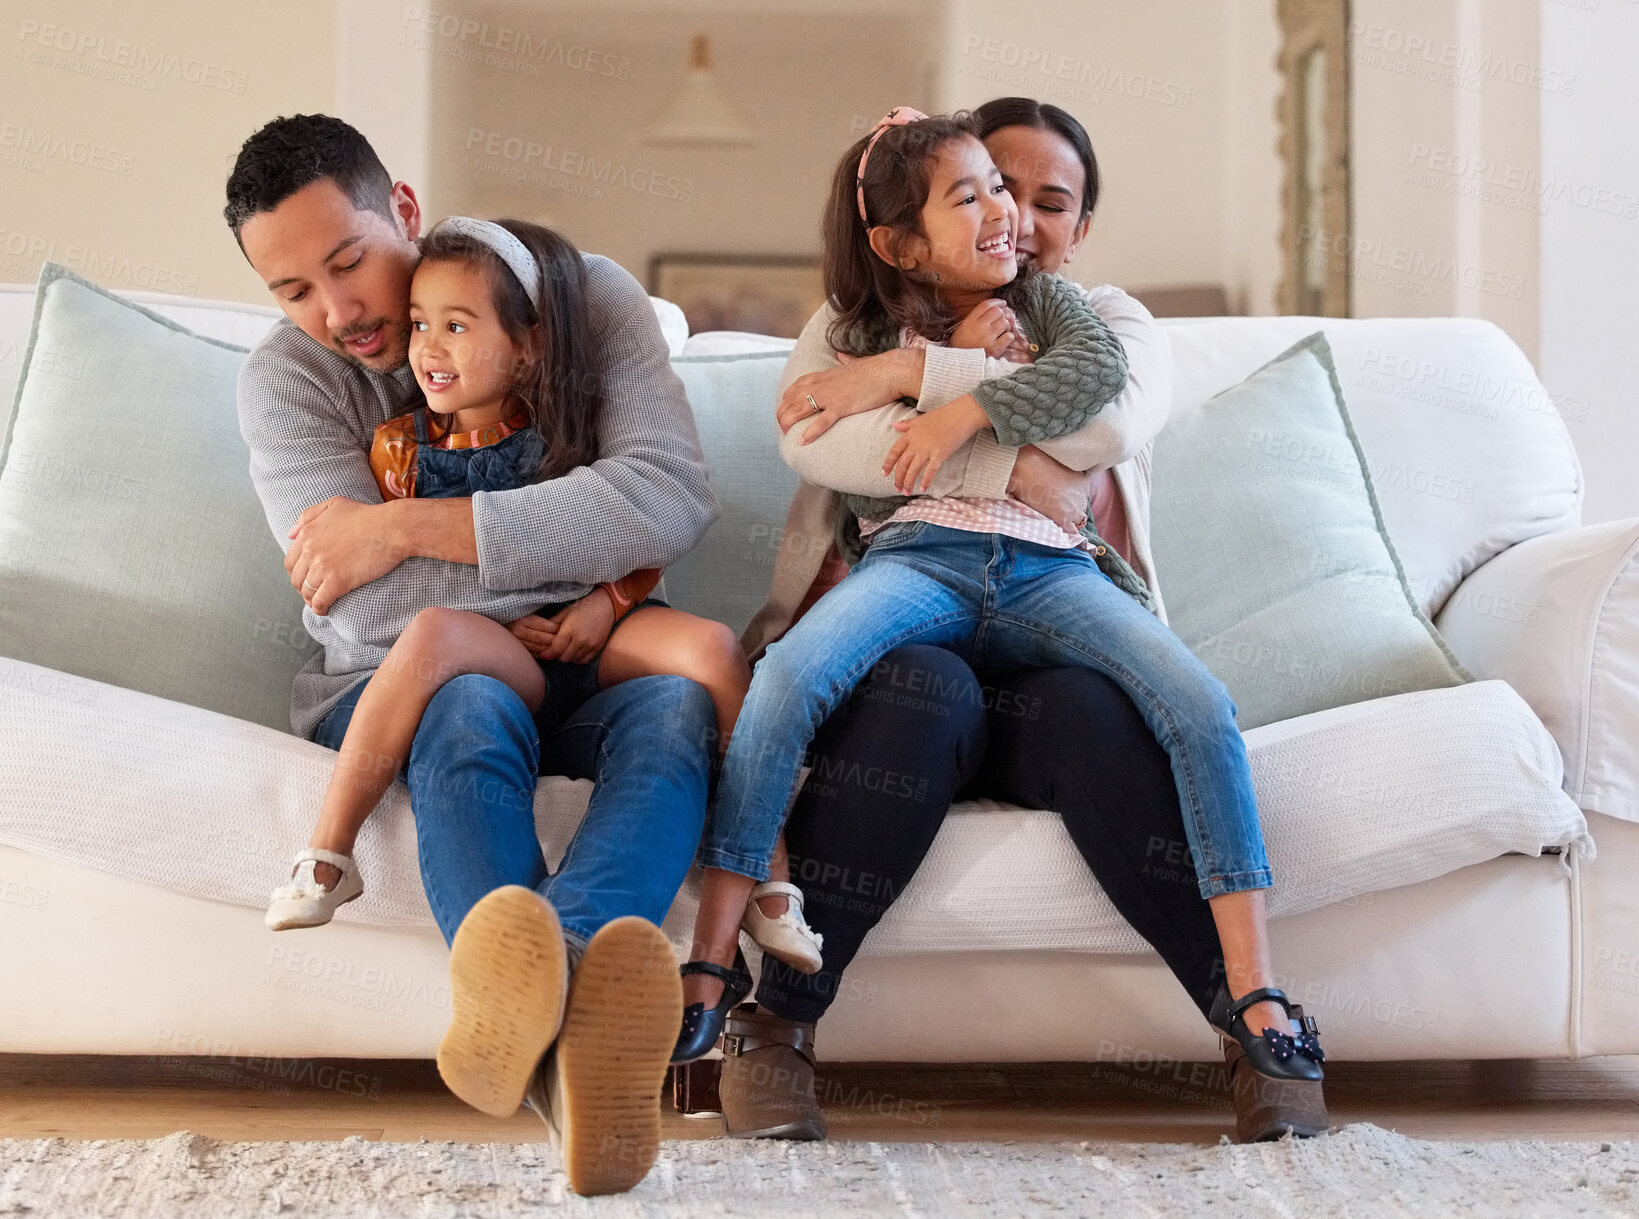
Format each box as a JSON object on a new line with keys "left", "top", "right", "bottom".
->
{"left": 1539, "top": 1, "right": 1639, "bottom": 526}
{"left": 1351, "top": 0, "right": 1636, "bottom": 524}
{"left": 1348, "top": 0, "right": 1541, "bottom": 351}
{"left": 335, "top": 0, "right": 431, "bottom": 204}
{"left": 3, "top": 0, "right": 1285, "bottom": 316}
{"left": 0, "top": 0, "right": 337, "bottom": 304}
{"left": 414, "top": 0, "right": 940, "bottom": 286}
{"left": 934, "top": 0, "right": 1285, "bottom": 313}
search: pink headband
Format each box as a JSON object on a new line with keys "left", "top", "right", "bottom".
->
{"left": 856, "top": 106, "right": 928, "bottom": 225}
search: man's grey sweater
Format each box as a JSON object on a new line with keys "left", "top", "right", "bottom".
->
{"left": 236, "top": 254, "right": 719, "bottom": 740}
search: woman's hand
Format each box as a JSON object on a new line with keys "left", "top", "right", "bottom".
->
{"left": 950, "top": 299, "right": 1021, "bottom": 358}
{"left": 777, "top": 349, "right": 925, "bottom": 444}
{"left": 541, "top": 593, "right": 617, "bottom": 664}
{"left": 1008, "top": 445, "right": 1095, "bottom": 533}
{"left": 883, "top": 396, "right": 990, "bottom": 494}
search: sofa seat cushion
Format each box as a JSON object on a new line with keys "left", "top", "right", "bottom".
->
{"left": 0, "top": 656, "right": 1589, "bottom": 955}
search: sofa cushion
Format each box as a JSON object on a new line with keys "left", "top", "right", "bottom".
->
{"left": 0, "top": 655, "right": 1589, "bottom": 955}
{"left": 1149, "top": 332, "right": 1471, "bottom": 731}
{"left": 661, "top": 351, "right": 803, "bottom": 636}
{"left": 1160, "top": 315, "right": 1583, "bottom": 620}
{"left": 0, "top": 264, "right": 317, "bottom": 731}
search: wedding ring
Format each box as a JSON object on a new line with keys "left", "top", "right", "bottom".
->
{"left": 805, "top": 393, "right": 820, "bottom": 413}
{"left": 303, "top": 581, "right": 318, "bottom": 593}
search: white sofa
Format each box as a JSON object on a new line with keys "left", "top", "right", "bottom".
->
{"left": 0, "top": 279, "right": 1635, "bottom": 1073}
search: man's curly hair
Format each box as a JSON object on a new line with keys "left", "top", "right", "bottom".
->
{"left": 224, "top": 114, "right": 395, "bottom": 243}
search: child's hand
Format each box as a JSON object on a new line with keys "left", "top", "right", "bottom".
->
{"left": 883, "top": 397, "right": 991, "bottom": 494}
{"left": 506, "top": 614, "right": 559, "bottom": 660}
{"left": 950, "top": 299, "right": 1021, "bottom": 358}
{"left": 541, "top": 593, "right": 617, "bottom": 664}
{"left": 998, "top": 328, "right": 1037, "bottom": 364}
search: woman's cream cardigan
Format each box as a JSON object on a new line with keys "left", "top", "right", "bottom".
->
{"left": 741, "top": 284, "right": 1172, "bottom": 661}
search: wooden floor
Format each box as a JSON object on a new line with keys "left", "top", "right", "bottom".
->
{"left": 2, "top": 1054, "right": 1637, "bottom": 1145}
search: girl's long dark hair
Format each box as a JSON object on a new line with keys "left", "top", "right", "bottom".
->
{"left": 972, "top": 96, "right": 1101, "bottom": 222}
{"left": 823, "top": 112, "right": 1037, "bottom": 356}
{"left": 825, "top": 113, "right": 972, "bottom": 355}
{"left": 416, "top": 218, "right": 601, "bottom": 482}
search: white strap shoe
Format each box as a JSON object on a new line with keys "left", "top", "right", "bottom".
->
{"left": 266, "top": 848, "right": 364, "bottom": 931}
{"left": 740, "top": 881, "right": 824, "bottom": 974}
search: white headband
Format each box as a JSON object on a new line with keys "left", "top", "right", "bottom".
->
{"left": 426, "top": 216, "right": 542, "bottom": 311}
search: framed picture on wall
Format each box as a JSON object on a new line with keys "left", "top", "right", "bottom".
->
{"left": 649, "top": 254, "right": 826, "bottom": 339}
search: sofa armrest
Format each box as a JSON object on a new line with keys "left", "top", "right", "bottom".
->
{"left": 1435, "top": 519, "right": 1639, "bottom": 824}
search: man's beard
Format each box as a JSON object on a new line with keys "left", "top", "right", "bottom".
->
{"left": 333, "top": 318, "right": 412, "bottom": 371}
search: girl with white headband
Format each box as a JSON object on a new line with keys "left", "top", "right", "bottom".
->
{"left": 265, "top": 216, "right": 752, "bottom": 931}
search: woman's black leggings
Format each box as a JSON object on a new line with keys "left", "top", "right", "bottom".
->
{"left": 755, "top": 645, "right": 1228, "bottom": 1025}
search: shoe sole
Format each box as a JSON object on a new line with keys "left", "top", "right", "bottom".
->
{"left": 548, "top": 916, "right": 681, "bottom": 1196}
{"left": 437, "top": 886, "right": 567, "bottom": 1118}
{"left": 1222, "top": 1037, "right": 1329, "bottom": 1141}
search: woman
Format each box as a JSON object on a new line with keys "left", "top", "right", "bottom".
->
{"left": 693, "top": 98, "right": 1326, "bottom": 1145}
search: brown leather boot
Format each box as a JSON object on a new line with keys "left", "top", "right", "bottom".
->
{"left": 1210, "top": 987, "right": 1330, "bottom": 1142}
{"left": 718, "top": 1004, "right": 826, "bottom": 1140}
{"left": 1223, "top": 1034, "right": 1330, "bottom": 1141}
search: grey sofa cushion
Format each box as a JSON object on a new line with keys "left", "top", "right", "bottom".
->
{"left": 0, "top": 264, "right": 317, "bottom": 731}
{"left": 663, "top": 351, "right": 801, "bottom": 636}
{"left": 1150, "top": 332, "right": 1470, "bottom": 730}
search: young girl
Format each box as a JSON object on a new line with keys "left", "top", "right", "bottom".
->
{"left": 677, "top": 109, "right": 1325, "bottom": 1132}
{"left": 671, "top": 108, "right": 1144, "bottom": 1062}
{"left": 266, "top": 216, "right": 752, "bottom": 931}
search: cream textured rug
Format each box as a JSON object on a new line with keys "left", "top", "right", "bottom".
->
{"left": 1, "top": 1124, "right": 1635, "bottom": 1217}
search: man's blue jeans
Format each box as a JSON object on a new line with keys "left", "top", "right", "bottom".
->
{"left": 707, "top": 522, "right": 1272, "bottom": 900}
{"left": 314, "top": 663, "right": 714, "bottom": 949}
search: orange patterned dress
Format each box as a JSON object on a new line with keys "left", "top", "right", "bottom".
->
{"left": 369, "top": 407, "right": 662, "bottom": 622}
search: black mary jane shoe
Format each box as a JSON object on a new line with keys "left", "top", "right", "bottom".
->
{"left": 1208, "top": 985, "right": 1330, "bottom": 1142}
{"left": 671, "top": 951, "right": 753, "bottom": 1064}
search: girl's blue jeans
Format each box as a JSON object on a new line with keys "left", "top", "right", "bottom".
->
{"left": 705, "top": 522, "right": 1272, "bottom": 901}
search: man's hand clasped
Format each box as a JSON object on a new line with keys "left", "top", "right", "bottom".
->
{"left": 286, "top": 497, "right": 404, "bottom": 616}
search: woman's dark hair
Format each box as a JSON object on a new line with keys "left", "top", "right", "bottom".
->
{"left": 416, "top": 219, "right": 601, "bottom": 483}
{"left": 824, "top": 112, "right": 1022, "bottom": 354}
{"left": 224, "top": 114, "right": 395, "bottom": 243}
{"left": 972, "top": 96, "right": 1101, "bottom": 222}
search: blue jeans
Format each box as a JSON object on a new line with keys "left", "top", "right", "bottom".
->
{"left": 707, "top": 523, "right": 1271, "bottom": 900}
{"left": 313, "top": 655, "right": 715, "bottom": 948}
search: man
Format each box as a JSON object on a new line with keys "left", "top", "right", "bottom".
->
{"left": 226, "top": 113, "right": 718, "bottom": 1195}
